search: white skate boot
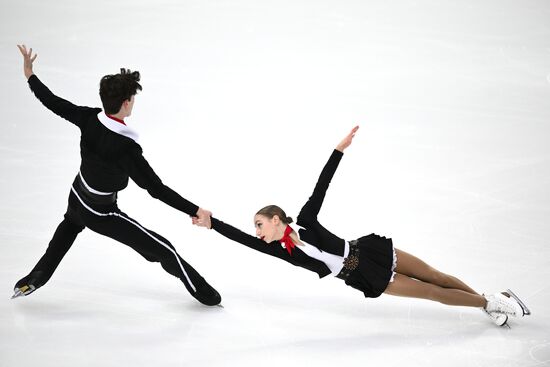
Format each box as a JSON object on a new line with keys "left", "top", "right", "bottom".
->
{"left": 484, "top": 292, "right": 524, "bottom": 318}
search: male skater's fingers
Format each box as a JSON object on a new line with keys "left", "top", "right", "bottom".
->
{"left": 192, "top": 216, "right": 207, "bottom": 227}
{"left": 17, "top": 44, "right": 32, "bottom": 62}
{"left": 191, "top": 215, "right": 211, "bottom": 228}
{"left": 17, "top": 44, "right": 26, "bottom": 56}
{"left": 29, "top": 48, "right": 37, "bottom": 62}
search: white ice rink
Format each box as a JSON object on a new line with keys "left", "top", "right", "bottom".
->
{"left": 1, "top": 1, "right": 550, "bottom": 366}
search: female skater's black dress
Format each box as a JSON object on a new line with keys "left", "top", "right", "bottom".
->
{"left": 210, "top": 149, "right": 395, "bottom": 298}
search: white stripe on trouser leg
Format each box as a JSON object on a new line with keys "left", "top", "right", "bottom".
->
{"left": 115, "top": 214, "right": 197, "bottom": 292}
{"left": 71, "top": 187, "right": 197, "bottom": 292}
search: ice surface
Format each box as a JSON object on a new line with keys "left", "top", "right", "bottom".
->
{"left": 1, "top": 1, "right": 549, "bottom": 366}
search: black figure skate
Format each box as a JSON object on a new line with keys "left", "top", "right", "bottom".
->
{"left": 11, "top": 271, "right": 45, "bottom": 299}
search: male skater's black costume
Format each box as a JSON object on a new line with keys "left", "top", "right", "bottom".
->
{"left": 14, "top": 74, "right": 220, "bottom": 305}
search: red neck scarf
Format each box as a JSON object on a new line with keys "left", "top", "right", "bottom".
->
{"left": 106, "top": 114, "right": 126, "bottom": 126}
{"left": 280, "top": 225, "right": 296, "bottom": 255}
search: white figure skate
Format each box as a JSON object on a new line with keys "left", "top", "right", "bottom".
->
{"left": 485, "top": 292, "right": 524, "bottom": 318}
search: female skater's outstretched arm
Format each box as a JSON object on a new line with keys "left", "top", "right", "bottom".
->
{"left": 193, "top": 127, "right": 360, "bottom": 270}
{"left": 297, "top": 126, "right": 358, "bottom": 226}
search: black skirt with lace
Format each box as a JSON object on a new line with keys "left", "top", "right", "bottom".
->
{"left": 337, "top": 233, "right": 396, "bottom": 298}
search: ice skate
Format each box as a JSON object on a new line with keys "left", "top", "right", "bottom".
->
{"left": 484, "top": 292, "right": 524, "bottom": 318}
{"left": 191, "top": 280, "right": 222, "bottom": 306}
{"left": 11, "top": 284, "right": 36, "bottom": 299}
{"left": 481, "top": 308, "right": 508, "bottom": 326}
{"left": 11, "top": 271, "right": 45, "bottom": 299}
{"left": 505, "top": 289, "right": 530, "bottom": 316}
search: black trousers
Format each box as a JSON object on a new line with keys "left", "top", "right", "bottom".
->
{"left": 18, "top": 189, "right": 208, "bottom": 298}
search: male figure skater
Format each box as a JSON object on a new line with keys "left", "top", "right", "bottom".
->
{"left": 12, "top": 45, "right": 221, "bottom": 306}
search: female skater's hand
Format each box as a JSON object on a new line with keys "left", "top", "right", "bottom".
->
{"left": 336, "top": 125, "right": 359, "bottom": 152}
{"left": 17, "top": 44, "right": 37, "bottom": 80}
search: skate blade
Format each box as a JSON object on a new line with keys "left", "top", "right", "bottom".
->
{"left": 11, "top": 290, "right": 23, "bottom": 299}
{"left": 11, "top": 285, "right": 35, "bottom": 299}
{"left": 506, "top": 289, "right": 531, "bottom": 316}
{"left": 483, "top": 309, "right": 508, "bottom": 327}
{"left": 499, "top": 312, "right": 510, "bottom": 328}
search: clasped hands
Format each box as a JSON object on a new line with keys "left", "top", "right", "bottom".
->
{"left": 193, "top": 208, "right": 212, "bottom": 229}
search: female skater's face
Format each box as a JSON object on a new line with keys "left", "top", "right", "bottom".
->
{"left": 254, "top": 214, "right": 279, "bottom": 243}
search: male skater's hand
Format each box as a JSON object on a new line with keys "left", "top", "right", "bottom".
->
{"left": 192, "top": 212, "right": 212, "bottom": 229}
{"left": 194, "top": 208, "right": 212, "bottom": 229}
{"left": 336, "top": 125, "right": 359, "bottom": 152}
{"left": 17, "top": 44, "right": 37, "bottom": 80}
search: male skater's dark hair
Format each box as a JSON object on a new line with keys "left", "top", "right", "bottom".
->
{"left": 99, "top": 68, "right": 142, "bottom": 114}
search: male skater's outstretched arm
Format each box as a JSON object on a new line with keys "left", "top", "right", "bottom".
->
{"left": 17, "top": 45, "right": 211, "bottom": 219}
{"left": 13, "top": 45, "right": 221, "bottom": 306}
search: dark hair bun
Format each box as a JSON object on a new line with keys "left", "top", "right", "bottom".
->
{"left": 256, "top": 205, "right": 293, "bottom": 224}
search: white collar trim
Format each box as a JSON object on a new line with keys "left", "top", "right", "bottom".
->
{"left": 97, "top": 111, "right": 139, "bottom": 142}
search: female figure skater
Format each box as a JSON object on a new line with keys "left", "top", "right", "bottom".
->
{"left": 194, "top": 126, "right": 530, "bottom": 325}
{"left": 12, "top": 45, "right": 221, "bottom": 306}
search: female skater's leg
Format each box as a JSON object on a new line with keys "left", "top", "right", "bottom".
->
{"left": 390, "top": 250, "right": 523, "bottom": 323}
{"left": 384, "top": 274, "right": 486, "bottom": 307}
{"left": 394, "top": 249, "right": 478, "bottom": 295}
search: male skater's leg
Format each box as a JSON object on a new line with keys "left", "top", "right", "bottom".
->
{"left": 13, "top": 206, "right": 85, "bottom": 297}
{"left": 85, "top": 211, "right": 221, "bottom": 306}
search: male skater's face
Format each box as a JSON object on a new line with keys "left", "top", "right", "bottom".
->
{"left": 125, "top": 95, "right": 135, "bottom": 117}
